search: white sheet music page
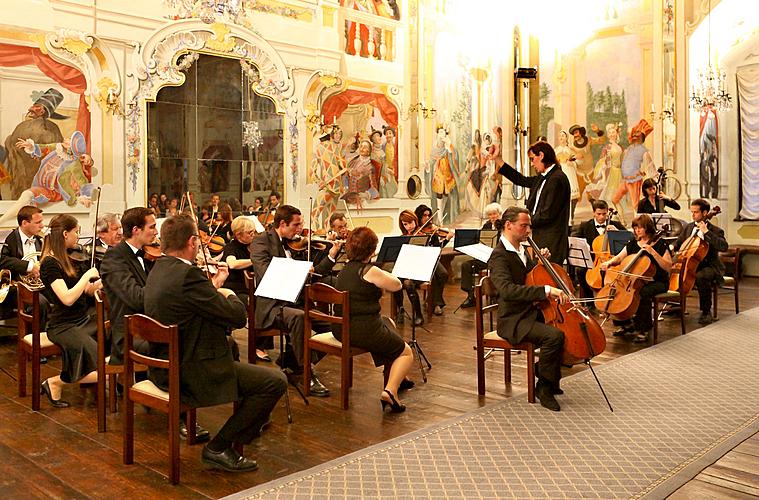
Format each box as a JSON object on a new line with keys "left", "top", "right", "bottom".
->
{"left": 457, "top": 243, "right": 493, "bottom": 263}
{"left": 392, "top": 244, "right": 441, "bottom": 282}
{"left": 254, "top": 257, "right": 312, "bottom": 302}
{"left": 567, "top": 237, "right": 594, "bottom": 268}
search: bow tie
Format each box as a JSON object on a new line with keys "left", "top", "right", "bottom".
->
{"left": 595, "top": 225, "right": 605, "bottom": 229}
{"left": 136, "top": 249, "right": 145, "bottom": 258}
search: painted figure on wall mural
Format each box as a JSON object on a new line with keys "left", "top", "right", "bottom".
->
{"left": 4, "top": 88, "right": 66, "bottom": 198}
{"left": 479, "top": 130, "right": 502, "bottom": 207}
{"left": 699, "top": 107, "right": 719, "bottom": 199}
{"left": 428, "top": 126, "right": 460, "bottom": 224}
{"left": 614, "top": 118, "right": 655, "bottom": 213}
{"left": 379, "top": 126, "right": 398, "bottom": 198}
{"left": 343, "top": 139, "right": 380, "bottom": 206}
{"left": 587, "top": 123, "right": 626, "bottom": 219}
{"left": 568, "top": 123, "right": 605, "bottom": 202}
{"left": 554, "top": 130, "right": 581, "bottom": 223}
{"left": 0, "top": 130, "right": 95, "bottom": 226}
{"left": 312, "top": 125, "right": 347, "bottom": 227}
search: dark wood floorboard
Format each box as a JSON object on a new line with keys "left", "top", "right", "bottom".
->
{"left": 0, "top": 278, "right": 756, "bottom": 498}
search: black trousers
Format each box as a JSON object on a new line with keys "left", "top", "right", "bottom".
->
{"left": 460, "top": 259, "right": 488, "bottom": 295}
{"left": 216, "top": 362, "right": 287, "bottom": 445}
{"left": 695, "top": 267, "right": 719, "bottom": 314}
{"left": 521, "top": 319, "right": 564, "bottom": 385}
{"left": 634, "top": 281, "right": 668, "bottom": 332}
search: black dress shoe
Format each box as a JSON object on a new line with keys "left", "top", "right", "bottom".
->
{"left": 533, "top": 363, "right": 563, "bottom": 395}
{"left": 698, "top": 312, "right": 714, "bottom": 325}
{"left": 40, "top": 380, "right": 70, "bottom": 408}
{"left": 413, "top": 316, "right": 424, "bottom": 327}
{"left": 179, "top": 420, "right": 210, "bottom": 443}
{"left": 396, "top": 307, "right": 405, "bottom": 326}
{"left": 613, "top": 325, "right": 635, "bottom": 337}
{"left": 460, "top": 296, "right": 476, "bottom": 308}
{"left": 433, "top": 305, "right": 444, "bottom": 316}
{"left": 535, "top": 380, "right": 560, "bottom": 412}
{"left": 255, "top": 350, "right": 272, "bottom": 362}
{"left": 309, "top": 375, "right": 330, "bottom": 397}
{"left": 201, "top": 445, "right": 258, "bottom": 472}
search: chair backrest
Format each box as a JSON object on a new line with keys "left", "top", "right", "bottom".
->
{"left": 16, "top": 282, "right": 40, "bottom": 341}
{"left": 95, "top": 289, "right": 111, "bottom": 362}
{"left": 719, "top": 248, "right": 740, "bottom": 279}
{"left": 474, "top": 275, "right": 498, "bottom": 345}
{"left": 124, "top": 314, "right": 179, "bottom": 398}
{"left": 304, "top": 283, "right": 351, "bottom": 350}
{"left": 244, "top": 269, "right": 256, "bottom": 321}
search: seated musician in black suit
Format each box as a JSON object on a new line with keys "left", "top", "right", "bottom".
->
{"left": 673, "top": 198, "right": 728, "bottom": 325}
{"left": 488, "top": 206, "right": 568, "bottom": 411}
{"left": 571, "top": 200, "right": 626, "bottom": 305}
{"left": 600, "top": 214, "right": 672, "bottom": 343}
{"left": 460, "top": 203, "right": 502, "bottom": 308}
{"left": 144, "top": 214, "right": 286, "bottom": 472}
{"left": 250, "top": 205, "right": 342, "bottom": 397}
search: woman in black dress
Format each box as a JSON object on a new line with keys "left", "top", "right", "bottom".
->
{"left": 39, "top": 214, "right": 102, "bottom": 407}
{"left": 335, "top": 227, "right": 413, "bottom": 413}
{"left": 637, "top": 177, "right": 680, "bottom": 214}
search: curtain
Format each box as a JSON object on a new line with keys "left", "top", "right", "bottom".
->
{"left": 737, "top": 64, "right": 759, "bottom": 220}
{"left": 321, "top": 90, "right": 398, "bottom": 130}
{"left": 0, "top": 42, "right": 90, "bottom": 151}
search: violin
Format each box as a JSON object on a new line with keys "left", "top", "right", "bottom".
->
{"left": 597, "top": 228, "right": 667, "bottom": 320}
{"left": 141, "top": 242, "right": 162, "bottom": 262}
{"left": 585, "top": 208, "right": 618, "bottom": 291}
{"left": 524, "top": 236, "right": 607, "bottom": 365}
{"left": 67, "top": 244, "right": 91, "bottom": 263}
{"left": 669, "top": 206, "right": 721, "bottom": 295}
{"left": 285, "top": 229, "right": 330, "bottom": 256}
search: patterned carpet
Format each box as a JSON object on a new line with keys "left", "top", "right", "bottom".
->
{"left": 227, "top": 308, "right": 759, "bottom": 499}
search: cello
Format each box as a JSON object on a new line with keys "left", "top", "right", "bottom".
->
{"left": 525, "top": 236, "right": 607, "bottom": 366}
{"left": 668, "top": 206, "right": 721, "bottom": 295}
{"left": 597, "top": 227, "right": 667, "bottom": 320}
{"left": 585, "top": 208, "right": 619, "bottom": 290}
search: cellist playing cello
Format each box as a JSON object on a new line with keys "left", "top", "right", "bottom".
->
{"left": 599, "top": 214, "right": 672, "bottom": 343}
{"left": 488, "top": 206, "right": 569, "bottom": 412}
{"left": 673, "top": 199, "right": 728, "bottom": 325}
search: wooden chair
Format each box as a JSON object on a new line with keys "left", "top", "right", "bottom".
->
{"left": 244, "top": 270, "right": 279, "bottom": 364}
{"left": 712, "top": 249, "right": 740, "bottom": 320}
{"left": 94, "top": 290, "right": 147, "bottom": 433}
{"left": 474, "top": 276, "right": 535, "bottom": 403}
{"left": 303, "top": 283, "right": 368, "bottom": 410}
{"left": 16, "top": 282, "right": 61, "bottom": 411}
{"left": 122, "top": 313, "right": 198, "bottom": 485}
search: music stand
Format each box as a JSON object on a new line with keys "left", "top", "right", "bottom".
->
{"left": 606, "top": 230, "right": 634, "bottom": 255}
{"left": 453, "top": 229, "right": 479, "bottom": 248}
{"left": 255, "top": 258, "right": 313, "bottom": 413}
{"left": 376, "top": 235, "right": 411, "bottom": 264}
{"left": 650, "top": 213, "right": 672, "bottom": 233}
{"left": 567, "top": 237, "right": 594, "bottom": 269}
{"left": 392, "top": 244, "right": 441, "bottom": 382}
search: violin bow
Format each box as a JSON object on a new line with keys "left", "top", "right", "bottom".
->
{"left": 342, "top": 199, "right": 356, "bottom": 230}
{"left": 308, "top": 197, "right": 313, "bottom": 263}
{"left": 90, "top": 186, "right": 102, "bottom": 269}
{"left": 412, "top": 209, "right": 439, "bottom": 236}
{"left": 186, "top": 191, "right": 211, "bottom": 274}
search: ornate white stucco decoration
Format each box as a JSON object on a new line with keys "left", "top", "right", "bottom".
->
{"left": 125, "top": 19, "right": 294, "bottom": 193}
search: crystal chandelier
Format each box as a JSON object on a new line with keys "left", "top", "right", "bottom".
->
{"left": 163, "top": 0, "right": 249, "bottom": 24}
{"left": 242, "top": 120, "right": 263, "bottom": 148}
{"left": 689, "top": 0, "right": 732, "bottom": 113}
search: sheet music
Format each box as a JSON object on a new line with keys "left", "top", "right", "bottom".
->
{"left": 457, "top": 243, "right": 493, "bottom": 263}
{"left": 392, "top": 244, "right": 441, "bottom": 282}
{"left": 567, "top": 237, "right": 594, "bottom": 268}
{"left": 244, "top": 215, "right": 265, "bottom": 233}
{"left": 254, "top": 257, "right": 312, "bottom": 302}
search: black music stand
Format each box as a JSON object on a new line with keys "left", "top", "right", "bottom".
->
{"left": 254, "top": 258, "right": 313, "bottom": 416}
{"left": 606, "top": 230, "right": 634, "bottom": 255}
{"left": 391, "top": 244, "right": 441, "bottom": 382}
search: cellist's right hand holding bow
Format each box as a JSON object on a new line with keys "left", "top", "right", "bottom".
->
{"left": 548, "top": 287, "right": 569, "bottom": 305}
{"left": 599, "top": 260, "right": 612, "bottom": 271}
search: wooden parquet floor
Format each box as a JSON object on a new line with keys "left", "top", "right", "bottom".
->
{"left": 0, "top": 278, "right": 757, "bottom": 499}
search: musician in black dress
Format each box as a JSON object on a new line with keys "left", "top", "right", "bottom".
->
{"left": 414, "top": 204, "right": 452, "bottom": 315}
{"left": 600, "top": 214, "right": 672, "bottom": 343}
{"left": 39, "top": 214, "right": 102, "bottom": 407}
{"left": 673, "top": 198, "right": 729, "bottom": 325}
{"left": 221, "top": 216, "right": 267, "bottom": 360}
{"left": 460, "top": 203, "right": 502, "bottom": 308}
{"left": 636, "top": 178, "right": 680, "bottom": 214}
{"left": 335, "top": 227, "right": 413, "bottom": 413}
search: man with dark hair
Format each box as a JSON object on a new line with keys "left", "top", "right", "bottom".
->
{"left": 495, "top": 141, "right": 571, "bottom": 264}
{"left": 488, "top": 206, "right": 568, "bottom": 411}
{"left": 144, "top": 214, "right": 286, "bottom": 472}
{"left": 571, "top": 199, "right": 626, "bottom": 303}
{"left": 673, "top": 199, "right": 728, "bottom": 325}
{"left": 251, "top": 205, "right": 342, "bottom": 396}
{"left": 1, "top": 205, "right": 48, "bottom": 323}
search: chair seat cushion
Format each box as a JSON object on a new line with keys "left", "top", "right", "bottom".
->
{"left": 310, "top": 332, "right": 342, "bottom": 348}
{"left": 656, "top": 291, "right": 681, "bottom": 300}
{"left": 484, "top": 331, "right": 503, "bottom": 341}
{"left": 22, "top": 332, "right": 54, "bottom": 349}
{"left": 132, "top": 380, "right": 169, "bottom": 401}
{"left": 722, "top": 276, "right": 736, "bottom": 287}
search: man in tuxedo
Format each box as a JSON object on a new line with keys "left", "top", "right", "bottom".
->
{"left": 571, "top": 200, "right": 626, "bottom": 303}
{"left": 495, "top": 141, "right": 570, "bottom": 264}
{"left": 144, "top": 214, "right": 286, "bottom": 472}
{"left": 0, "top": 205, "right": 47, "bottom": 323}
{"left": 674, "top": 198, "right": 729, "bottom": 325}
{"left": 488, "top": 206, "right": 568, "bottom": 411}
{"left": 94, "top": 213, "right": 122, "bottom": 269}
{"left": 251, "top": 204, "right": 342, "bottom": 397}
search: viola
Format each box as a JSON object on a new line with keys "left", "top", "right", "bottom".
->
{"left": 669, "top": 206, "right": 721, "bottom": 294}
{"left": 525, "top": 236, "right": 606, "bottom": 365}
{"left": 597, "top": 228, "right": 666, "bottom": 320}
{"left": 285, "top": 229, "right": 330, "bottom": 257}
{"left": 141, "top": 242, "right": 162, "bottom": 262}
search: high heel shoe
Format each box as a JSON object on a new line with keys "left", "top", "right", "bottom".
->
{"left": 41, "top": 380, "right": 70, "bottom": 408}
{"left": 380, "top": 390, "right": 406, "bottom": 413}
{"left": 399, "top": 378, "right": 415, "bottom": 391}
